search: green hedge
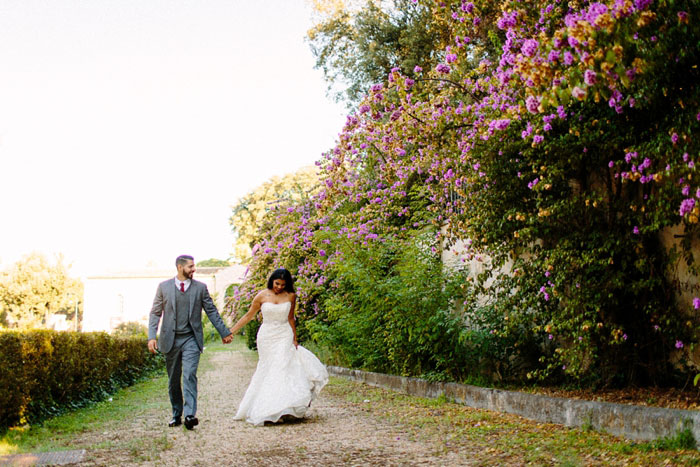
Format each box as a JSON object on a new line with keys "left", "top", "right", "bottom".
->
{"left": 0, "top": 330, "right": 164, "bottom": 430}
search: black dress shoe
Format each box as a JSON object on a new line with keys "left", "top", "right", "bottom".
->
{"left": 168, "top": 416, "right": 182, "bottom": 427}
{"left": 184, "top": 415, "right": 199, "bottom": 430}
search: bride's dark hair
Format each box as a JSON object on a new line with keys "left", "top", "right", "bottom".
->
{"left": 267, "top": 268, "right": 295, "bottom": 293}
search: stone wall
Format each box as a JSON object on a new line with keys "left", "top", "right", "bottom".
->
{"left": 328, "top": 366, "right": 700, "bottom": 443}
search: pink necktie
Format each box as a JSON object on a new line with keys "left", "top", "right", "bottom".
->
{"left": 180, "top": 282, "right": 185, "bottom": 293}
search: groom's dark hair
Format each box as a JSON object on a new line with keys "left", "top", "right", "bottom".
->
{"left": 176, "top": 255, "right": 194, "bottom": 267}
{"left": 267, "top": 268, "right": 295, "bottom": 293}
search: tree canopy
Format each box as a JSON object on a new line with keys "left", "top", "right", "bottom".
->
{"left": 229, "top": 166, "right": 321, "bottom": 263}
{"left": 196, "top": 258, "right": 231, "bottom": 268}
{"left": 0, "top": 253, "right": 83, "bottom": 329}
{"left": 307, "top": 0, "right": 452, "bottom": 105}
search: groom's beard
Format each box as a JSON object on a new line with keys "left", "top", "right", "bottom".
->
{"left": 184, "top": 270, "right": 194, "bottom": 279}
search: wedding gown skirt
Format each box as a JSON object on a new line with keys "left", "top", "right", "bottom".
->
{"left": 234, "top": 301, "right": 328, "bottom": 426}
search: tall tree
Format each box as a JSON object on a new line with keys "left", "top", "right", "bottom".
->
{"left": 0, "top": 253, "right": 83, "bottom": 329}
{"left": 307, "top": 0, "right": 451, "bottom": 106}
{"left": 230, "top": 166, "right": 321, "bottom": 263}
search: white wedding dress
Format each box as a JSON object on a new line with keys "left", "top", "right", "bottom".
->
{"left": 234, "top": 301, "right": 329, "bottom": 426}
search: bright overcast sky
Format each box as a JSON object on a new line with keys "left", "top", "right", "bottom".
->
{"left": 0, "top": 0, "right": 347, "bottom": 276}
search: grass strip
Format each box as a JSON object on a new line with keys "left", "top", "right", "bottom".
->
{"left": 325, "top": 377, "right": 700, "bottom": 466}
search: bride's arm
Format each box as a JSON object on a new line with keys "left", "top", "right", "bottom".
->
{"left": 288, "top": 294, "right": 298, "bottom": 348}
{"left": 231, "top": 292, "right": 263, "bottom": 335}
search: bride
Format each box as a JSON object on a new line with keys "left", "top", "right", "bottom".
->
{"left": 230, "top": 268, "right": 328, "bottom": 426}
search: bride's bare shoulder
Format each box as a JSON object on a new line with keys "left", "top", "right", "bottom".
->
{"left": 253, "top": 289, "right": 271, "bottom": 302}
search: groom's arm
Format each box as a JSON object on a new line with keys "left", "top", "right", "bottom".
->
{"left": 147, "top": 284, "right": 164, "bottom": 353}
{"left": 201, "top": 285, "right": 232, "bottom": 342}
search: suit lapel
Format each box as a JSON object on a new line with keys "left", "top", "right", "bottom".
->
{"left": 167, "top": 278, "right": 177, "bottom": 312}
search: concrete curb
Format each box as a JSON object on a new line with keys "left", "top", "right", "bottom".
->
{"left": 327, "top": 365, "right": 700, "bottom": 442}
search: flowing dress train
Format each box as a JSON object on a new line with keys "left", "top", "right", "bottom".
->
{"left": 234, "top": 301, "right": 328, "bottom": 426}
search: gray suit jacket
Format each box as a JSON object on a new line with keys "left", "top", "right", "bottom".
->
{"left": 148, "top": 278, "right": 231, "bottom": 354}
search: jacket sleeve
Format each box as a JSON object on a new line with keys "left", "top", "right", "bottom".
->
{"left": 148, "top": 283, "right": 164, "bottom": 340}
{"left": 202, "top": 285, "right": 232, "bottom": 338}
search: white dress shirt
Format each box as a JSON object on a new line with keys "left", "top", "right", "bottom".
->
{"left": 175, "top": 277, "right": 191, "bottom": 292}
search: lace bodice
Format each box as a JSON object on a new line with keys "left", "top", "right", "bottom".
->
{"left": 260, "top": 301, "right": 291, "bottom": 324}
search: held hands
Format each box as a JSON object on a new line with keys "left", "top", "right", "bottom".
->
{"left": 222, "top": 333, "right": 234, "bottom": 344}
{"left": 147, "top": 339, "right": 158, "bottom": 354}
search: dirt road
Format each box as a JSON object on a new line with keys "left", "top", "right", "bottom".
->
{"left": 73, "top": 344, "right": 699, "bottom": 466}
{"left": 80, "top": 345, "right": 473, "bottom": 466}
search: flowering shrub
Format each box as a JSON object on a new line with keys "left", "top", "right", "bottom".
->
{"left": 232, "top": 0, "right": 700, "bottom": 387}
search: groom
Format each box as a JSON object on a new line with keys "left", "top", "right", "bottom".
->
{"left": 148, "top": 255, "right": 233, "bottom": 430}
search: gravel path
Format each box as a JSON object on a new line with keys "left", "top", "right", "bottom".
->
{"left": 80, "top": 345, "right": 474, "bottom": 466}
{"left": 73, "top": 345, "right": 700, "bottom": 466}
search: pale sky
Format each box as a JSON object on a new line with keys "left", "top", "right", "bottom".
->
{"left": 0, "top": 0, "right": 347, "bottom": 276}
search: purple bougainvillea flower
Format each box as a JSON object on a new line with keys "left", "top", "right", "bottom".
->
{"left": 521, "top": 39, "right": 539, "bottom": 57}
{"left": 556, "top": 106, "right": 567, "bottom": 119}
{"left": 526, "top": 96, "right": 540, "bottom": 113}
{"left": 680, "top": 198, "right": 696, "bottom": 216}
{"left": 572, "top": 86, "right": 586, "bottom": 100}
{"left": 493, "top": 119, "right": 510, "bottom": 130}
{"left": 675, "top": 340, "right": 684, "bottom": 349}
{"left": 634, "top": 0, "right": 653, "bottom": 10}
{"left": 436, "top": 63, "right": 451, "bottom": 74}
{"left": 563, "top": 51, "right": 575, "bottom": 65}
{"left": 633, "top": 226, "right": 639, "bottom": 234}
{"left": 584, "top": 69, "right": 597, "bottom": 85}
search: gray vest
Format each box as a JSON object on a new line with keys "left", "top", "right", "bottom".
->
{"left": 175, "top": 284, "right": 194, "bottom": 335}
